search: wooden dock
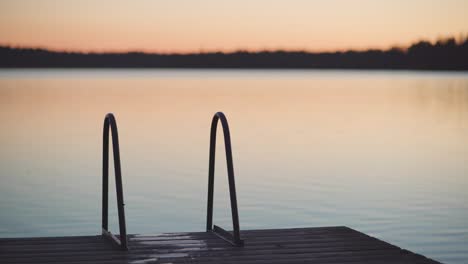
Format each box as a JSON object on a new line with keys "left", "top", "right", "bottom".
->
{"left": 0, "top": 226, "right": 440, "bottom": 264}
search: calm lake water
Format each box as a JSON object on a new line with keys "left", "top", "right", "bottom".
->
{"left": 0, "top": 69, "right": 467, "bottom": 263}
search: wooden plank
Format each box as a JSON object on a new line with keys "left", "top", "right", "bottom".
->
{"left": 0, "top": 226, "right": 354, "bottom": 245}
{"left": 0, "top": 226, "right": 441, "bottom": 264}
{"left": 0, "top": 237, "right": 395, "bottom": 255}
{"left": 0, "top": 241, "right": 395, "bottom": 259}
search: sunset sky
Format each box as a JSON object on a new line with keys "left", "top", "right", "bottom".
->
{"left": 1, "top": 0, "right": 467, "bottom": 53}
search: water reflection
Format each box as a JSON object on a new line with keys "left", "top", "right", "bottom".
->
{"left": 0, "top": 69, "right": 467, "bottom": 263}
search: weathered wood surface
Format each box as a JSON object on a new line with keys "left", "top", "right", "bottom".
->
{"left": 0, "top": 226, "right": 441, "bottom": 264}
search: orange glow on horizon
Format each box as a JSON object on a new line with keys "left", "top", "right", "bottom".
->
{"left": 0, "top": 0, "right": 467, "bottom": 53}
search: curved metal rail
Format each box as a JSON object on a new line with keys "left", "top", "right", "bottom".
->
{"left": 102, "top": 113, "right": 128, "bottom": 250}
{"left": 206, "top": 112, "right": 244, "bottom": 246}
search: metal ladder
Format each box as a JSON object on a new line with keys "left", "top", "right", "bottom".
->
{"left": 206, "top": 112, "right": 244, "bottom": 247}
{"left": 102, "top": 113, "right": 128, "bottom": 250}
{"left": 100, "top": 112, "right": 243, "bottom": 250}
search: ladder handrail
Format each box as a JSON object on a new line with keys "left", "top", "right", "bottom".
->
{"left": 102, "top": 113, "right": 128, "bottom": 250}
{"left": 206, "top": 112, "right": 244, "bottom": 246}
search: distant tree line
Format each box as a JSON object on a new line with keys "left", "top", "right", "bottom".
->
{"left": 1, "top": 36, "right": 467, "bottom": 70}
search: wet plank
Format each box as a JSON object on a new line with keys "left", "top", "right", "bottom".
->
{"left": 0, "top": 226, "right": 441, "bottom": 264}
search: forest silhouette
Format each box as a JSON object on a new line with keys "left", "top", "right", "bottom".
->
{"left": 1, "top": 36, "right": 467, "bottom": 70}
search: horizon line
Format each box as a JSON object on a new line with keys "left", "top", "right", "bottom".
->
{"left": 0, "top": 43, "right": 406, "bottom": 55}
{"left": 2, "top": 34, "right": 467, "bottom": 55}
{"left": 0, "top": 43, "right": 423, "bottom": 55}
